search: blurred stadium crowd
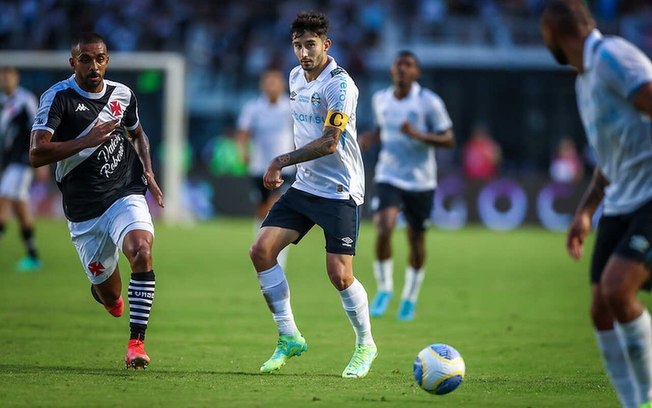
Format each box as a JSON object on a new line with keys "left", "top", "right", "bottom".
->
{"left": 1, "top": 1, "right": 650, "bottom": 74}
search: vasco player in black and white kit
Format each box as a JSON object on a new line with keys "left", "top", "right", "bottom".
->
{"left": 0, "top": 67, "right": 43, "bottom": 272}
{"left": 30, "top": 33, "right": 164, "bottom": 369}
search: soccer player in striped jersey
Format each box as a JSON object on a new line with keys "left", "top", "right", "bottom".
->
{"left": 363, "top": 51, "right": 455, "bottom": 321}
{"left": 29, "top": 33, "right": 164, "bottom": 369}
{"left": 542, "top": 1, "right": 652, "bottom": 407}
{"left": 249, "top": 11, "right": 377, "bottom": 378}
{"left": 0, "top": 67, "right": 43, "bottom": 271}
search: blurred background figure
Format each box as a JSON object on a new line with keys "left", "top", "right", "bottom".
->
{"left": 236, "top": 68, "right": 294, "bottom": 269}
{"left": 462, "top": 124, "right": 501, "bottom": 181}
{"left": 0, "top": 66, "right": 42, "bottom": 272}
{"left": 550, "top": 137, "right": 584, "bottom": 183}
{"left": 366, "top": 50, "right": 455, "bottom": 322}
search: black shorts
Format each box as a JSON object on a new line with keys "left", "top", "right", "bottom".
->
{"left": 250, "top": 175, "right": 293, "bottom": 204}
{"left": 261, "top": 187, "right": 360, "bottom": 255}
{"left": 590, "top": 199, "right": 652, "bottom": 286}
{"left": 372, "top": 182, "right": 435, "bottom": 231}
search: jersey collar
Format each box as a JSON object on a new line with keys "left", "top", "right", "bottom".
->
{"left": 69, "top": 75, "right": 107, "bottom": 100}
{"left": 582, "top": 29, "right": 603, "bottom": 73}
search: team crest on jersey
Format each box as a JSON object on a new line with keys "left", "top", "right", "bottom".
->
{"left": 109, "top": 100, "right": 123, "bottom": 118}
{"left": 311, "top": 92, "right": 321, "bottom": 107}
{"left": 290, "top": 91, "right": 297, "bottom": 101}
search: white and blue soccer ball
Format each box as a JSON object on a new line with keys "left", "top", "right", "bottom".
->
{"left": 413, "top": 343, "right": 465, "bottom": 395}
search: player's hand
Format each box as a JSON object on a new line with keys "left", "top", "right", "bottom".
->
{"left": 566, "top": 211, "right": 591, "bottom": 260}
{"left": 400, "top": 122, "right": 421, "bottom": 140}
{"left": 144, "top": 171, "right": 165, "bottom": 208}
{"left": 263, "top": 163, "right": 284, "bottom": 191}
{"left": 85, "top": 119, "right": 121, "bottom": 148}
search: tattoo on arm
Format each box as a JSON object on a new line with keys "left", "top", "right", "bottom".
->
{"left": 274, "top": 127, "right": 341, "bottom": 167}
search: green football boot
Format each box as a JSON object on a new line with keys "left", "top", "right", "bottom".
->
{"left": 260, "top": 332, "right": 308, "bottom": 373}
{"left": 342, "top": 344, "right": 378, "bottom": 378}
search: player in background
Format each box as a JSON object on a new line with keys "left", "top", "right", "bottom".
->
{"left": 541, "top": 1, "right": 652, "bottom": 407}
{"left": 236, "top": 68, "right": 295, "bottom": 269}
{"left": 30, "top": 32, "right": 164, "bottom": 369}
{"left": 0, "top": 67, "right": 43, "bottom": 272}
{"left": 361, "top": 51, "right": 454, "bottom": 321}
{"left": 249, "top": 11, "right": 377, "bottom": 378}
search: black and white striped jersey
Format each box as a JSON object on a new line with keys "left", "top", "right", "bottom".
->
{"left": 32, "top": 75, "right": 147, "bottom": 222}
{"left": 0, "top": 86, "right": 38, "bottom": 168}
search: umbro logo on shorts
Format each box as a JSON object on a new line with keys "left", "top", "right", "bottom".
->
{"left": 341, "top": 237, "right": 354, "bottom": 247}
{"left": 75, "top": 103, "right": 90, "bottom": 112}
{"left": 629, "top": 235, "right": 650, "bottom": 254}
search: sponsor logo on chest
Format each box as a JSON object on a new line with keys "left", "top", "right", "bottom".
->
{"left": 97, "top": 136, "right": 125, "bottom": 178}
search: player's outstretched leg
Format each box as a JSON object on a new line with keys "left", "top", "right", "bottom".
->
{"left": 260, "top": 332, "right": 308, "bottom": 373}
{"left": 255, "top": 263, "right": 305, "bottom": 373}
{"left": 339, "top": 278, "right": 377, "bottom": 378}
{"left": 125, "top": 271, "right": 155, "bottom": 369}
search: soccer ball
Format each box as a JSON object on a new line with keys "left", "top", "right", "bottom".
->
{"left": 413, "top": 343, "right": 465, "bottom": 395}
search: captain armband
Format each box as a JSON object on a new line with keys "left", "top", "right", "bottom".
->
{"left": 324, "top": 110, "right": 349, "bottom": 131}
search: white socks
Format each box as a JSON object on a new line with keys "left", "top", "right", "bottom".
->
{"left": 257, "top": 264, "right": 298, "bottom": 336}
{"left": 339, "top": 279, "right": 374, "bottom": 345}
{"left": 595, "top": 328, "right": 638, "bottom": 408}
{"left": 620, "top": 309, "right": 652, "bottom": 404}
{"left": 400, "top": 266, "right": 425, "bottom": 302}
{"left": 373, "top": 259, "right": 393, "bottom": 292}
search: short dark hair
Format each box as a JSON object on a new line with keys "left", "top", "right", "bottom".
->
{"left": 291, "top": 11, "right": 329, "bottom": 40}
{"left": 396, "top": 50, "right": 420, "bottom": 67}
{"left": 541, "top": 0, "right": 595, "bottom": 38}
{"left": 71, "top": 32, "right": 107, "bottom": 55}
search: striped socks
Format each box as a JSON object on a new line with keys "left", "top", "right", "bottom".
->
{"left": 128, "top": 271, "right": 155, "bottom": 341}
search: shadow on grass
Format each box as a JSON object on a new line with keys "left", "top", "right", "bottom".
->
{"left": 0, "top": 364, "right": 341, "bottom": 378}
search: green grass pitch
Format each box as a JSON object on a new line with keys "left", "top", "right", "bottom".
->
{"left": 1, "top": 217, "right": 646, "bottom": 407}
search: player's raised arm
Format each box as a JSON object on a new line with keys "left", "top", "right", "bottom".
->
{"left": 29, "top": 120, "right": 119, "bottom": 168}
{"left": 128, "top": 124, "right": 164, "bottom": 208}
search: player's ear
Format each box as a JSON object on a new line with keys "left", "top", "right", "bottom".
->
{"left": 69, "top": 57, "right": 75, "bottom": 70}
{"left": 323, "top": 38, "right": 331, "bottom": 52}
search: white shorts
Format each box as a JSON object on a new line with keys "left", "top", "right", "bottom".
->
{"left": 69, "top": 194, "right": 154, "bottom": 284}
{"left": 0, "top": 163, "right": 33, "bottom": 201}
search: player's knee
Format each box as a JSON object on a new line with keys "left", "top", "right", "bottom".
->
{"left": 600, "top": 282, "right": 629, "bottom": 313}
{"left": 249, "top": 241, "right": 272, "bottom": 266}
{"left": 127, "top": 240, "right": 152, "bottom": 270}
{"left": 330, "top": 274, "right": 353, "bottom": 291}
